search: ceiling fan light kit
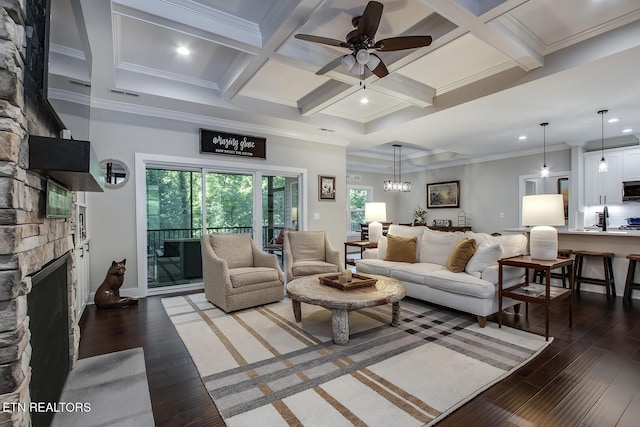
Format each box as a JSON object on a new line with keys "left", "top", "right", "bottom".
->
{"left": 295, "top": 1, "right": 432, "bottom": 79}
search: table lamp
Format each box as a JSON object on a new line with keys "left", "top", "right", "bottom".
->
{"left": 522, "top": 194, "right": 565, "bottom": 260}
{"left": 365, "top": 202, "right": 387, "bottom": 243}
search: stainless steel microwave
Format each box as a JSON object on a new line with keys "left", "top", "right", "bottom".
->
{"left": 623, "top": 181, "right": 640, "bottom": 201}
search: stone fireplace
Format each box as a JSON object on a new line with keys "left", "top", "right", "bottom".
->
{"left": 1, "top": 2, "right": 82, "bottom": 426}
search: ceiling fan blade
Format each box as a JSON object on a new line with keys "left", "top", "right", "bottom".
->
{"left": 295, "top": 34, "right": 349, "bottom": 48}
{"left": 368, "top": 55, "right": 388, "bottom": 78}
{"left": 315, "top": 55, "right": 346, "bottom": 75}
{"left": 375, "top": 35, "right": 432, "bottom": 51}
{"left": 357, "top": 1, "right": 383, "bottom": 40}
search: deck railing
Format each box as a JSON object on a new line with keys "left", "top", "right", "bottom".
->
{"left": 147, "top": 225, "right": 287, "bottom": 254}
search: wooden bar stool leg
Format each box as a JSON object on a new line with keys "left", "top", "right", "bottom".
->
{"left": 624, "top": 259, "right": 637, "bottom": 301}
{"left": 602, "top": 256, "right": 611, "bottom": 299}
{"left": 607, "top": 256, "right": 616, "bottom": 298}
{"left": 575, "top": 255, "right": 583, "bottom": 292}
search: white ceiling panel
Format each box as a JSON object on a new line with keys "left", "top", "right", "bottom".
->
{"left": 240, "top": 60, "right": 330, "bottom": 106}
{"left": 510, "top": 0, "right": 640, "bottom": 48}
{"left": 114, "top": 14, "right": 245, "bottom": 85}
{"left": 321, "top": 89, "right": 408, "bottom": 122}
{"left": 396, "top": 33, "right": 514, "bottom": 93}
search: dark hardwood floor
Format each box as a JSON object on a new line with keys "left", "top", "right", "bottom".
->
{"left": 79, "top": 290, "right": 640, "bottom": 426}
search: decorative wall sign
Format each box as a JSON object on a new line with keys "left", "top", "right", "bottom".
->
{"left": 200, "top": 129, "right": 266, "bottom": 159}
{"left": 319, "top": 175, "right": 336, "bottom": 201}
{"left": 427, "top": 180, "right": 460, "bottom": 209}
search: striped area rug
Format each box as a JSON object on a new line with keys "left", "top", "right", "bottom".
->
{"left": 161, "top": 293, "right": 551, "bottom": 426}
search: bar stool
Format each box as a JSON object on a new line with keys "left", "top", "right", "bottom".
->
{"left": 533, "top": 249, "right": 573, "bottom": 288}
{"left": 573, "top": 250, "right": 616, "bottom": 298}
{"left": 623, "top": 254, "right": 640, "bottom": 302}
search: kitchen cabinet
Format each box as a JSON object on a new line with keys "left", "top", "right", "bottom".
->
{"left": 623, "top": 148, "right": 640, "bottom": 181}
{"left": 584, "top": 151, "right": 622, "bottom": 205}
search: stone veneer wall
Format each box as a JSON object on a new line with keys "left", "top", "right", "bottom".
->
{"left": 1, "top": 2, "right": 81, "bottom": 426}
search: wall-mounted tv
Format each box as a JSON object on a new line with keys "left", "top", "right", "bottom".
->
{"left": 46, "top": 179, "right": 72, "bottom": 218}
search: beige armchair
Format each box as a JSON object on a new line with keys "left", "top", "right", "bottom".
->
{"left": 201, "top": 233, "right": 284, "bottom": 312}
{"left": 283, "top": 230, "right": 341, "bottom": 281}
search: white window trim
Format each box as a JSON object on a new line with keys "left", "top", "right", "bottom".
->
{"left": 135, "top": 152, "right": 307, "bottom": 297}
{"left": 346, "top": 184, "right": 373, "bottom": 238}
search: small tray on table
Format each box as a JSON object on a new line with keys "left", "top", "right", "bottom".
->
{"left": 319, "top": 273, "right": 377, "bottom": 290}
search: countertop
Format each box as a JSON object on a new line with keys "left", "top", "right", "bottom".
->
{"left": 503, "top": 228, "right": 640, "bottom": 237}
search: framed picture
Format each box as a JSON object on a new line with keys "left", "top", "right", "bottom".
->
{"left": 557, "top": 177, "right": 569, "bottom": 220}
{"left": 427, "top": 180, "right": 460, "bottom": 209}
{"left": 318, "top": 175, "right": 336, "bottom": 201}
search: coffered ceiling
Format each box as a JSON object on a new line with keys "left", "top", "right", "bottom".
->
{"left": 47, "top": 0, "right": 640, "bottom": 173}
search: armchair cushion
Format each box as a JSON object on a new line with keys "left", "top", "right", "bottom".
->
{"left": 292, "top": 260, "right": 339, "bottom": 277}
{"left": 210, "top": 233, "right": 253, "bottom": 268}
{"left": 229, "top": 267, "right": 280, "bottom": 288}
{"left": 288, "top": 231, "right": 325, "bottom": 261}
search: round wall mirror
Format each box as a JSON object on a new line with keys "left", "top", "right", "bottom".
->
{"left": 100, "top": 159, "right": 130, "bottom": 189}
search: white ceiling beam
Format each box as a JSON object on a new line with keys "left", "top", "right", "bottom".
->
{"left": 298, "top": 81, "right": 357, "bottom": 116}
{"left": 420, "top": 0, "right": 543, "bottom": 70}
{"left": 369, "top": 74, "right": 435, "bottom": 108}
{"left": 111, "top": 0, "right": 262, "bottom": 47}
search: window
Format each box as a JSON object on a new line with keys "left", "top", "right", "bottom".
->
{"left": 347, "top": 185, "right": 372, "bottom": 234}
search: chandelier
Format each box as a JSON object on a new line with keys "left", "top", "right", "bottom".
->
{"left": 383, "top": 144, "right": 411, "bottom": 192}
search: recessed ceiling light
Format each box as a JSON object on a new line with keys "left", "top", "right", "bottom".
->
{"left": 608, "top": 118, "right": 619, "bottom": 123}
{"left": 518, "top": 135, "right": 527, "bottom": 141}
{"left": 622, "top": 128, "right": 632, "bottom": 133}
{"left": 177, "top": 46, "right": 190, "bottom": 55}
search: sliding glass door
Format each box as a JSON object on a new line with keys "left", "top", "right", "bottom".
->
{"left": 205, "top": 172, "right": 254, "bottom": 236}
{"left": 147, "top": 168, "right": 202, "bottom": 288}
{"left": 144, "top": 163, "right": 302, "bottom": 290}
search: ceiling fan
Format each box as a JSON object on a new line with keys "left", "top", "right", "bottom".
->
{"left": 295, "top": 1, "right": 432, "bottom": 78}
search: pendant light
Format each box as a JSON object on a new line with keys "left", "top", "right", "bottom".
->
{"left": 598, "top": 109, "right": 608, "bottom": 172}
{"left": 540, "top": 122, "right": 549, "bottom": 177}
{"left": 383, "top": 144, "right": 411, "bottom": 192}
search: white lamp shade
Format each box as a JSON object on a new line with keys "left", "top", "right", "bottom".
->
{"left": 356, "top": 49, "right": 370, "bottom": 64}
{"left": 522, "top": 194, "right": 565, "bottom": 226}
{"left": 365, "top": 202, "right": 387, "bottom": 222}
{"left": 367, "top": 54, "right": 381, "bottom": 70}
{"left": 522, "top": 194, "right": 565, "bottom": 260}
{"left": 341, "top": 54, "right": 355, "bottom": 70}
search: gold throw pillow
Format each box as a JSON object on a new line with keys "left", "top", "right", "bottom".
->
{"left": 384, "top": 234, "right": 418, "bottom": 263}
{"left": 446, "top": 238, "right": 478, "bottom": 272}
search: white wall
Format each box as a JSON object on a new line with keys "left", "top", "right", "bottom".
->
{"left": 349, "top": 149, "right": 571, "bottom": 233}
{"left": 84, "top": 108, "right": 347, "bottom": 296}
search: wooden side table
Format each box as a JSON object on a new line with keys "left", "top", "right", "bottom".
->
{"left": 343, "top": 241, "right": 377, "bottom": 268}
{"left": 498, "top": 255, "right": 574, "bottom": 341}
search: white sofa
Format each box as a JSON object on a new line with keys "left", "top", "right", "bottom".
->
{"left": 355, "top": 225, "right": 528, "bottom": 327}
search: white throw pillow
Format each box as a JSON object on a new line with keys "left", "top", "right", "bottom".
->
{"left": 377, "top": 236, "right": 387, "bottom": 259}
{"left": 419, "top": 229, "right": 463, "bottom": 265}
{"left": 465, "top": 243, "right": 502, "bottom": 278}
{"left": 491, "top": 233, "right": 527, "bottom": 258}
{"left": 463, "top": 231, "right": 491, "bottom": 248}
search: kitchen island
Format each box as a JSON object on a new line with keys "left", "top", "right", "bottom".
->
{"left": 504, "top": 228, "right": 640, "bottom": 298}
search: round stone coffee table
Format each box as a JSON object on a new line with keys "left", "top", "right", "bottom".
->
{"left": 286, "top": 274, "right": 406, "bottom": 345}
